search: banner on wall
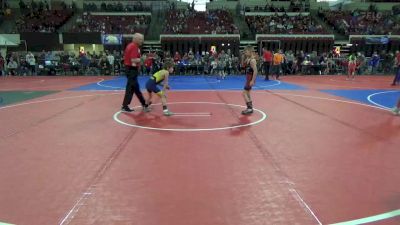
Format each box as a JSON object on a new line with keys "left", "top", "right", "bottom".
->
{"left": 102, "top": 34, "right": 122, "bottom": 45}
{"left": 63, "top": 32, "right": 102, "bottom": 44}
{"left": 365, "top": 36, "right": 389, "bottom": 45}
{"left": 21, "top": 32, "right": 61, "bottom": 51}
{"left": 0, "top": 34, "right": 20, "bottom": 46}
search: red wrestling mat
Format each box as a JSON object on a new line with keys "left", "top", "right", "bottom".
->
{"left": 0, "top": 76, "right": 399, "bottom": 225}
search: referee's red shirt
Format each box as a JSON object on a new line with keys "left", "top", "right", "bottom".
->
{"left": 124, "top": 42, "right": 141, "bottom": 67}
{"left": 263, "top": 50, "right": 272, "bottom": 62}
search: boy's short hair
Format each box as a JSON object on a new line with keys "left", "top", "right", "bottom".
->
{"left": 163, "top": 60, "right": 174, "bottom": 70}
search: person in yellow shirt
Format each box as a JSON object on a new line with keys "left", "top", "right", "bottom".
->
{"left": 272, "top": 49, "right": 284, "bottom": 80}
{"left": 145, "top": 61, "right": 174, "bottom": 116}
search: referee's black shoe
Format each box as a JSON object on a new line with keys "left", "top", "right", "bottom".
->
{"left": 121, "top": 106, "right": 134, "bottom": 112}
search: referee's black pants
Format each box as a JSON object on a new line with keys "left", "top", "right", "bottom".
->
{"left": 392, "top": 66, "right": 400, "bottom": 85}
{"left": 263, "top": 61, "right": 271, "bottom": 80}
{"left": 122, "top": 66, "right": 146, "bottom": 107}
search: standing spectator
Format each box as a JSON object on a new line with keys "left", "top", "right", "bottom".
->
{"left": 296, "top": 51, "right": 305, "bottom": 74}
{"left": 369, "top": 51, "right": 380, "bottom": 74}
{"left": 210, "top": 58, "right": 218, "bottom": 75}
{"left": 203, "top": 52, "right": 210, "bottom": 74}
{"left": 144, "top": 52, "right": 154, "bottom": 75}
{"left": 326, "top": 53, "right": 335, "bottom": 74}
{"left": 347, "top": 53, "right": 357, "bottom": 80}
{"left": 26, "top": 52, "right": 36, "bottom": 75}
{"left": 382, "top": 51, "right": 394, "bottom": 74}
{"left": 87, "top": 57, "right": 99, "bottom": 75}
{"left": 286, "top": 51, "right": 295, "bottom": 75}
{"left": 194, "top": 51, "right": 202, "bottom": 74}
{"left": 80, "top": 53, "right": 90, "bottom": 74}
{"left": 226, "top": 56, "right": 233, "bottom": 75}
{"left": 357, "top": 52, "right": 366, "bottom": 75}
{"left": 140, "top": 54, "right": 146, "bottom": 75}
{"left": 378, "top": 51, "right": 387, "bottom": 73}
{"left": 319, "top": 53, "right": 328, "bottom": 75}
{"left": 107, "top": 52, "right": 115, "bottom": 75}
{"left": 272, "top": 49, "right": 284, "bottom": 79}
{"left": 19, "top": 59, "right": 30, "bottom": 76}
{"left": 262, "top": 47, "right": 272, "bottom": 80}
{"left": 0, "top": 55, "right": 5, "bottom": 76}
{"left": 99, "top": 55, "right": 110, "bottom": 75}
{"left": 217, "top": 57, "right": 225, "bottom": 79}
{"left": 392, "top": 51, "right": 400, "bottom": 86}
{"left": 307, "top": 51, "right": 317, "bottom": 74}
{"left": 68, "top": 55, "right": 80, "bottom": 75}
{"left": 232, "top": 56, "right": 240, "bottom": 74}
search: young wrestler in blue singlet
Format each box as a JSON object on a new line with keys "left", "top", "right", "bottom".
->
{"left": 145, "top": 61, "right": 174, "bottom": 116}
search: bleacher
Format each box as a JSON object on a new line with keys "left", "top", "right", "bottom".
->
{"left": 16, "top": 10, "right": 73, "bottom": 33}
{"left": 163, "top": 9, "right": 239, "bottom": 34}
{"left": 69, "top": 13, "right": 151, "bottom": 34}
{"left": 246, "top": 12, "right": 327, "bottom": 34}
{"left": 83, "top": 2, "right": 151, "bottom": 12}
{"left": 320, "top": 9, "right": 400, "bottom": 35}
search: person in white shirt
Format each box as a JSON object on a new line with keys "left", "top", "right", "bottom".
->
{"left": 26, "top": 52, "right": 36, "bottom": 75}
{"left": 107, "top": 53, "right": 115, "bottom": 75}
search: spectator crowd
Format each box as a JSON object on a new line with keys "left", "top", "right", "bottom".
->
{"left": 70, "top": 13, "right": 150, "bottom": 34}
{"left": 1, "top": 49, "right": 398, "bottom": 78}
{"left": 163, "top": 9, "right": 239, "bottom": 34}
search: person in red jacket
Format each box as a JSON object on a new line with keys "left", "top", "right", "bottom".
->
{"left": 121, "top": 33, "right": 149, "bottom": 112}
{"left": 173, "top": 52, "right": 181, "bottom": 63}
{"left": 262, "top": 47, "right": 272, "bottom": 80}
{"left": 144, "top": 52, "right": 154, "bottom": 75}
{"left": 392, "top": 51, "right": 400, "bottom": 86}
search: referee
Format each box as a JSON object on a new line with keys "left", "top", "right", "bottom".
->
{"left": 121, "top": 33, "right": 149, "bottom": 112}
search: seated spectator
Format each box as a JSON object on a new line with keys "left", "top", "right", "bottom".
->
{"left": 369, "top": 51, "right": 380, "bottom": 74}
{"left": 99, "top": 55, "right": 111, "bottom": 75}
{"left": 87, "top": 57, "right": 100, "bottom": 76}
{"left": 7, "top": 58, "right": 18, "bottom": 76}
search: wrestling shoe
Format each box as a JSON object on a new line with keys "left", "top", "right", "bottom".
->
{"left": 241, "top": 108, "right": 254, "bottom": 115}
{"left": 163, "top": 110, "right": 174, "bottom": 116}
{"left": 392, "top": 107, "right": 400, "bottom": 116}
